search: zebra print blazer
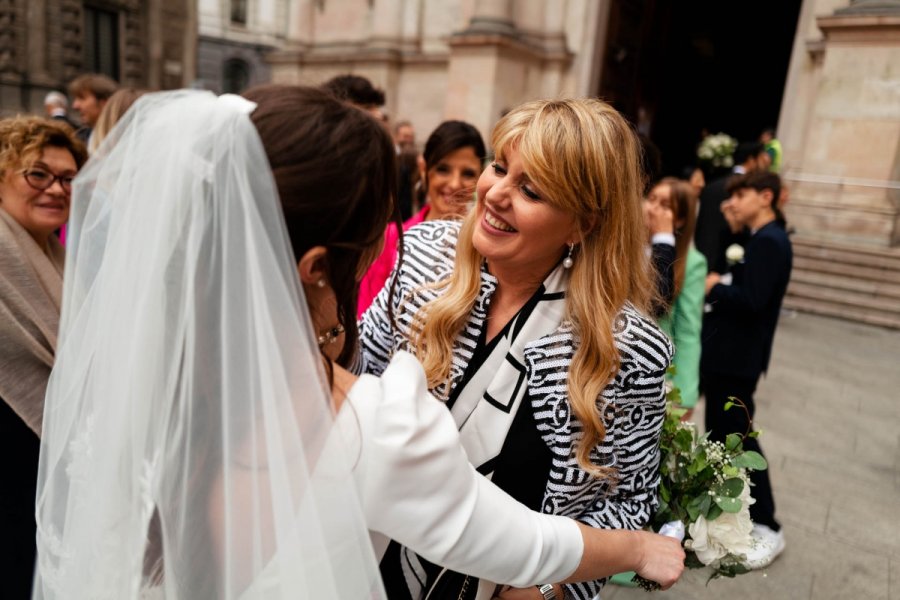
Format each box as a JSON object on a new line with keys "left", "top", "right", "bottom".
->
{"left": 357, "top": 221, "right": 673, "bottom": 599}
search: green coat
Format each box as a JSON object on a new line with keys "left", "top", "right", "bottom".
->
{"left": 658, "top": 247, "right": 707, "bottom": 408}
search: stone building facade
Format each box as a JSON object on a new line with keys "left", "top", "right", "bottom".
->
{"left": 267, "top": 0, "right": 605, "bottom": 146}
{"left": 268, "top": 0, "right": 899, "bottom": 253}
{"left": 197, "top": 0, "right": 287, "bottom": 94}
{"left": 0, "top": 0, "right": 196, "bottom": 117}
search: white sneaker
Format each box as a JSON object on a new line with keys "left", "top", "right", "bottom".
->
{"left": 742, "top": 524, "right": 785, "bottom": 570}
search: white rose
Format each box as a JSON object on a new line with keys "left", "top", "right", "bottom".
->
{"left": 725, "top": 243, "right": 745, "bottom": 264}
{"left": 686, "top": 515, "right": 726, "bottom": 565}
{"left": 686, "top": 482, "right": 755, "bottom": 566}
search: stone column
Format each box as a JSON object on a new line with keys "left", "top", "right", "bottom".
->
{"left": 26, "top": 0, "right": 53, "bottom": 86}
{"left": 146, "top": 0, "right": 163, "bottom": 90}
{"left": 445, "top": 0, "right": 571, "bottom": 142}
{"left": 784, "top": 0, "right": 900, "bottom": 247}
{"left": 181, "top": 0, "right": 198, "bottom": 86}
{"left": 463, "top": 0, "right": 515, "bottom": 36}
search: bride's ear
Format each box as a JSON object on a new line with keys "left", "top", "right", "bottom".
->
{"left": 297, "top": 246, "right": 329, "bottom": 286}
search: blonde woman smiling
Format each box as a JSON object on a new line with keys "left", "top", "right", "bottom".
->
{"left": 360, "top": 98, "right": 673, "bottom": 600}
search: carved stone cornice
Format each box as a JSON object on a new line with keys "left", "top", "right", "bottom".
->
{"left": 836, "top": 0, "right": 900, "bottom": 16}
{"left": 267, "top": 44, "right": 449, "bottom": 67}
{"left": 817, "top": 12, "right": 900, "bottom": 43}
{"left": 448, "top": 30, "right": 572, "bottom": 65}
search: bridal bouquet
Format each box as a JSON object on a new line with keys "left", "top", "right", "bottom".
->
{"left": 640, "top": 381, "right": 768, "bottom": 586}
{"left": 696, "top": 132, "right": 737, "bottom": 170}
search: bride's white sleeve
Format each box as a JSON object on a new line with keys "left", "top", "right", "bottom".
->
{"left": 341, "top": 351, "right": 583, "bottom": 587}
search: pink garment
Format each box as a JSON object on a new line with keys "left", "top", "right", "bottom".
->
{"left": 59, "top": 225, "right": 66, "bottom": 246}
{"left": 357, "top": 205, "right": 430, "bottom": 318}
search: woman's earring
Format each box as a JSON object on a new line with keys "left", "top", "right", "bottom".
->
{"left": 316, "top": 279, "right": 327, "bottom": 288}
{"left": 563, "top": 243, "right": 575, "bottom": 269}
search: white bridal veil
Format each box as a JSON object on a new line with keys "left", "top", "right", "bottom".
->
{"left": 33, "top": 91, "right": 385, "bottom": 599}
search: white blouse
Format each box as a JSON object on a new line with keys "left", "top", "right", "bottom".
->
{"left": 340, "top": 351, "right": 583, "bottom": 588}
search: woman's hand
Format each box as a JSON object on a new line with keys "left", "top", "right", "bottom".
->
{"left": 705, "top": 272, "right": 721, "bottom": 295}
{"left": 643, "top": 201, "right": 674, "bottom": 238}
{"left": 634, "top": 530, "right": 686, "bottom": 591}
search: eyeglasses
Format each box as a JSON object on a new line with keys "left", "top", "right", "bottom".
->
{"left": 22, "top": 168, "right": 75, "bottom": 194}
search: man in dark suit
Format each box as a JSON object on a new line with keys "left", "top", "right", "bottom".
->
{"left": 694, "top": 141, "right": 768, "bottom": 274}
{"left": 701, "top": 171, "right": 792, "bottom": 570}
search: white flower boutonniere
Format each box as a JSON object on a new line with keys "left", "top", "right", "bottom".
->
{"left": 725, "top": 244, "right": 745, "bottom": 265}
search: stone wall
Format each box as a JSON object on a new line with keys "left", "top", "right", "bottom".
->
{"left": 779, "top": 0, "right": 900, "bottom": 248}
{"left": 268, "top": 0, "right": 609, "bottom": 146}
{"left": 0, "top": 0, "right": 196, "bottom": 117}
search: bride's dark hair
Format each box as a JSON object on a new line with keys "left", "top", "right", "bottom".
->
{"left": 243, "top": 84, "right": 399, "bottom": 367}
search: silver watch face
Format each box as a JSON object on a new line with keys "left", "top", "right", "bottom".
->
{"left": 538, "top": 584, "right": 557, "bottom": 599}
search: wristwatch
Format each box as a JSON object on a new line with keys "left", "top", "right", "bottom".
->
{"left": 536, "top": 584, "right": 558, "bottom": 600}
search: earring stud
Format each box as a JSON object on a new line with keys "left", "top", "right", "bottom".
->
{"left": 562, "top": 243, "right": 575, "bottom": 269}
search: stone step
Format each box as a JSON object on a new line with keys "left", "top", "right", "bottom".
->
{"left": 793, "top": 255, "right": 900, "bottom": 285}
{"left": 786, "top": 281, "right": 900, "bottom": 317}
{"left": 792, "top": 238, "right": 900, "bottom": 271}
{"left": 790, "top": 268, "right": 900, "bottom": 300}
{"left": 780, "top": 237, "right": 900, "bottom": 329}
{"left": 783, "top": 296, "right": 900, "bottom": 329}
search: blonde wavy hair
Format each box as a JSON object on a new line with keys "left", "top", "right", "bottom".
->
{"left": 412, "top": 98, "right": 654, "bottom": 478}
{"left": 89, "top": 88, "right": 146, "bottom": 153}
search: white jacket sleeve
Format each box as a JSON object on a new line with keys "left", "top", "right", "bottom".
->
{"left": 341, "top": 351, "right": 583, "bottom": 587}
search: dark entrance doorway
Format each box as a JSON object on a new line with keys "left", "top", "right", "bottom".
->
{"left": 596, "top": 1, "right": 803, "bottom": 179}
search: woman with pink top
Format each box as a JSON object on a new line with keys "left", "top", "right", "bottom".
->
{"left": 357, "top": 120, "right": 485, "bottom": 316}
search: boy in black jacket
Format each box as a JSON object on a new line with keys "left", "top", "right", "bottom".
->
{"left": 701, "top": 171, "right": 792, "bottom": 569}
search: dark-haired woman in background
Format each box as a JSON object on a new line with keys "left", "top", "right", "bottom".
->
{"left": 358, "top": 120, "right": 485, "bottom": 317}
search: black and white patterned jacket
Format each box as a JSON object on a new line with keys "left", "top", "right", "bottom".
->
{"left": 358, "top": 221, "right": 673, "bottom": 599}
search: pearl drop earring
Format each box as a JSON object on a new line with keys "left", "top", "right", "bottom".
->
{"left": 563, "top": 243, "right": 575, "bottom": 269}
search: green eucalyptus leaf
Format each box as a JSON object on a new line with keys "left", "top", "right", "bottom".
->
{"left": 732, "top": 451, "right": 768, "bottom": 471}
{"left": 725, "top": 433, "right": 742, "bottom": 452}
{"left": 723, "top": 401, "right": 734, "bottom": 411}
{"left": 714, "top": 495, "right": 742, "bottom": 513}
{"left": 706, "top": 504, "right": 723, "bottom": 521}
{"left": 698, "top": 493, "right": 712, "bottom": 516}
{"left": 716, "top": 477, "right": 744, "bottom": 498}
{"left": 686, "top": 502, "right": 701, "bottom": 521}
{"left": 747, "top": 431, "right": 760, "bottom": 439}
{"left": 675, "top": 429, "right": 693, "bottom": 451}
{"left": 688, "top": 456, "right": 708, "bottom": 476}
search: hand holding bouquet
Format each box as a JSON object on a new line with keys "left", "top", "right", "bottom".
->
{"left": 636, "top": 388, "right": 768, "bottom": 588}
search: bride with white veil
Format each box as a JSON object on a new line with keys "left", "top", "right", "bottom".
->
{"left": 33, "top": 88, "right": 683, "bottom": 600}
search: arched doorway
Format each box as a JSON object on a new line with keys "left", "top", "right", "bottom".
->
{"left": 597, "top": 1, "right": 803, "bottom": 177}
{"left": 222, "top": 58, "right": 251, "bottom": 94}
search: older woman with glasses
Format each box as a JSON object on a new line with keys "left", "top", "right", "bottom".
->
{"left": 0, "top": 115, "right": 86, "bottom": 597}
